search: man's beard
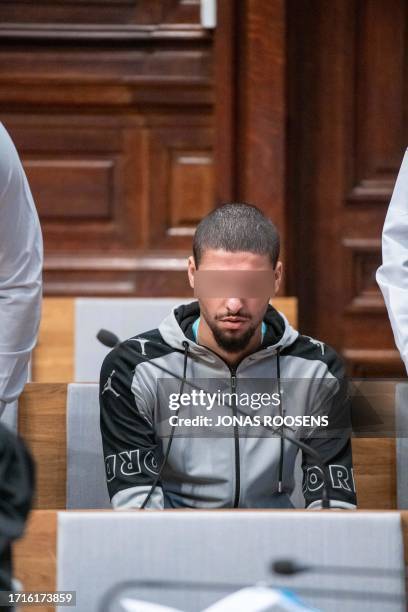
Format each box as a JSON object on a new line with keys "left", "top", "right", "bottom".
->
{"left": 209, "top": 319, "right": 258, "bottom": 353}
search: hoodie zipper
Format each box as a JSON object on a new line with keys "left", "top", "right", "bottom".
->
{"left": 230, "top": 369, "right": 241, "bottom": 508}
{"left": 183, "top": 336, "right": 284, "bottom": 509}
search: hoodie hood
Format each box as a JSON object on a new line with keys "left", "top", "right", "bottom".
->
{"left": 158, "top": 300, "right": 298, "bottom": 356}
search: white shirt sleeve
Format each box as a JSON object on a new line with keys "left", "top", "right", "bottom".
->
{"left": 0, "top": 123, "right": 43, "bottom": 414}
{"left": 376, "top": 148, "right": 408, "bottom": 373}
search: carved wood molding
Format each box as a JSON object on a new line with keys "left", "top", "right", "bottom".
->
{"left": 343, "top": 348, "right": 405, "bottom": 377}
{"left": 0, "top": 81, "right": 213, "bottom": 109}
{"left": 43, "top": 253, "right": 193, "bottom": 296}
{"left": 44, "top": 253, "right": 189, "bottom": 271}
{"left": 342, "top": 238, "right": 384, "bottom": 314}
{"left": 0, "top": 24, "right": 210, "bottom": 42}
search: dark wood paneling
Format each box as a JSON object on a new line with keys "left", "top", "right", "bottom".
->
{"left": 0, "top": 0, "right": 200, "bottom": 30}
{"left": 214, "top": 0, "right": 287, "bottom": 288}
{"left": 42, "top": 253, "right": 192, "bottom": 296}
{"left": 214, "top": 0, "right": 236, "bottom": 203}
{"left": 0, "top": 0, "right": 289, "bottom": 300}
{"left": 25, "top": 158, "right": 115, "bottom": 220}
{"left": 344, "top": 350, "right": 406, "bottom": 378}
{"left": 0, "top": 46, "right": 213, "bottom": 103}
{"left": 6, "top": 114, "right": 214, "bottom": 274}
{"left": 235, "top": 0, "right": 286, "bottom": 234}
{"left": 0, "top": 0, "right": 214, "bottom": 296}
{"left": 288, "top": 0, "right": 407, "bottom": 375}
{"left": 351, "top": 0, "right": 406, "bottom": 201}
{"left": 342, "top": 239, "right": 383, "bottom": 314}
{"left": 148, "top": 124, "right": 214, "bottom": 248}
{"left": 8, "top": 119, "right": 138, "bottom": 252}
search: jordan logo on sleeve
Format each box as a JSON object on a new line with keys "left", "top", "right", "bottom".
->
{"left": 129, "top": 338, "right": 149, "bottom": 355}
{"left": 306, "top": 336, "right": 325, "bottom": 355}
{"left": 102, "top": 370, "right": 120, "bottom": 397}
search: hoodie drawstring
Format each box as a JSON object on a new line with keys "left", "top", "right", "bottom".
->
{"left": 140, "top": 341, "right": 190, "bottom": 509}
{"left": 276, "top": 347, "right": 284, "bottom": 493}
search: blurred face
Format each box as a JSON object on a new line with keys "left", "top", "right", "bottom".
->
{"left": 188, "top": 249, "right": 282, "bottom": 353}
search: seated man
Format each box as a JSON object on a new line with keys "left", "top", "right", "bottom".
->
{"left": 100, "top": 204, "right": 356, "bottom": 510}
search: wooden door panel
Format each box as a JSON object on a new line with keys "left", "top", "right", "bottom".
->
{"left": 289, "top": 0, "right": 408, "bottom": 375}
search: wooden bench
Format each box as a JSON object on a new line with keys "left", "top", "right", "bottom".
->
{"left": 14, "top": 511, "right": 57, "bottom": 612}
{"left": 18, "top": 382, "right": 397, "bottom": 510}
{"left": 31, "top": 297, "right": 298, "bottom": 382}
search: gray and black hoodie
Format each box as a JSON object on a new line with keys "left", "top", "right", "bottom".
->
{"left": 99, "top": 301, "right": 357, "bottom": 510}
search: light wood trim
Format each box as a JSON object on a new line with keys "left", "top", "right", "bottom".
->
{"left": 399, "top": 511, "right": 408, "bottom": 565}
{"left": 19, "top": 384, "right": 67, "bottom": 509}
{"left": 13, "top": 510, "right": 57, "bottom": 612}
{"left": 352, "top": 438, "right": 397, "bottom": 509}
{"left": 271, "top": 297, "right": 297, "bottom": 327}
{"left": 32, "top": 298, "right": 74, "bottom": 383}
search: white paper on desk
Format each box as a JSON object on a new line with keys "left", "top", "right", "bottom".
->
{"left": 120, "top": 598, "right": 181, "bottom": 612}
{"left": 120, "top": 587, "right": 319, "bottom": 612}
{"left": 203, "top": 586, "right": 319, "bottom": 611}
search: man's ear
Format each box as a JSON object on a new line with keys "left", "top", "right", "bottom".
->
{"left": 273, "top": 261, "right": 283, "bottom": 294}
{"left": 187, "top": 256, "right": 196, "bottom": 290}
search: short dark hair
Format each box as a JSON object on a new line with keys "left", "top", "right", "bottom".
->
{"left": 193, "top": 203, "right": 280, "bottom": 268}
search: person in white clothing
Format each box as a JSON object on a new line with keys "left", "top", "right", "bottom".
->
{"left": 0, "top": 123, "right": 43, "bottom": 416}
{"left": 376, "top": 149, "right": 408, "bottom": 373}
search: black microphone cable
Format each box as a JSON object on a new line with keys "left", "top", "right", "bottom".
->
{"left": 276, "top": 347, "right": 284, "bottom": 495}
{"left": 140, "top": 340, "right": 190, "bottom": 510}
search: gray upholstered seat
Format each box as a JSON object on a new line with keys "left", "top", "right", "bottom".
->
{"left": 396, "top": 383, "right": 408, "bottom": 508}
{"left": 74, "top": 298, "right": 187, "bottom": 382}
{"left": 66, "top": 383, "right": 110, "bottom": 509}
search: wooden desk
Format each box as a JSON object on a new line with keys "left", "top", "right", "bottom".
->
{"left": 13, "top": 509, "right": 408, "bottom": 612}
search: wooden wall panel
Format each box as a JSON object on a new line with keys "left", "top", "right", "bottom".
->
{"left": 169, "top": 149, "right": 214, "bottom": 228}
{"left": 288, "top": 0, "right": 408, "bottom": 375}
{"left": 27, "top": 158, "right": 114, "bottom": 220}
{"left": 235, "top": 0, "right": 286, "bottom": 236}
{"left": 215, "top": 0, "right": 287, "bottom": 287}
{"left": 343, "top": 0, "right": 407, "bottom": 375}
{"left": 0, "top": 0, "right": 201, "bottom": 33}
{"left": 148, "top": 125, "right": 214, "bottom": 248}
{"left": 11, "top": 121, "right": 140, "bottom": 252}
{"left": 0, "top": 0, "right": 214, "bottom": 296}
{"left": 352, "top": 0, "right": 406, "bottom": 195}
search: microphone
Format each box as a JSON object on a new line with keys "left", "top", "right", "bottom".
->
{"left": 97, "top": 329, "right": 120, "bottom": 348}
{"left": 273, "top": 560, "right": 306, "bottom": 576}
{"left": 272, "top": 558, "right": 405, "bottom": 578}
